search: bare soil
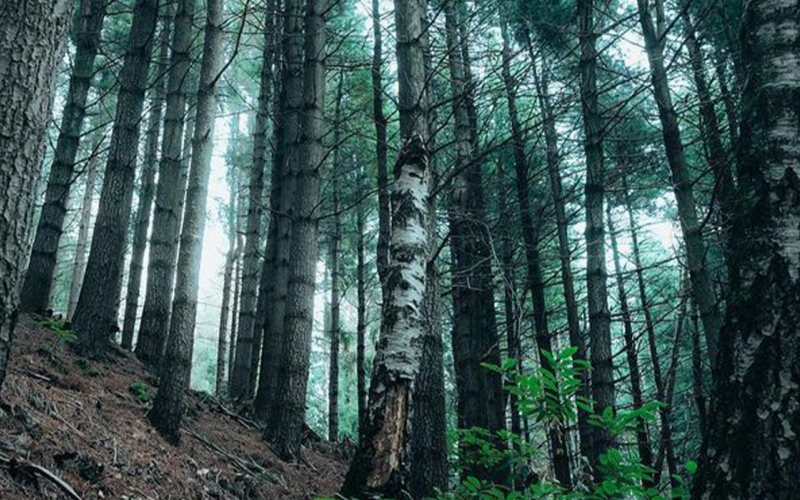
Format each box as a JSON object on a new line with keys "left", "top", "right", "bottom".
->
{"left": 0, "top": 315, "right": 346, "bottom": 500}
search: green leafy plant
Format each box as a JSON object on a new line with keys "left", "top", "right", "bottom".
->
{"left": 437, "top": 348, "right": 693, "bottom": 500}
{"left": 129, "top": 382, "right": 154, "bottom": 403}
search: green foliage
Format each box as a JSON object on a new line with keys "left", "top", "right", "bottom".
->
{"left": 38, "top": 317, "right": 77, "bottom": 344}
{"left": 438, "top": 349, "right": 692, "bottom": 500}
{"left": 76, "top": 358, "right": 102, "bottom": 377}
{"left": 129, "top": 381, "right": 154, "bottom": 403}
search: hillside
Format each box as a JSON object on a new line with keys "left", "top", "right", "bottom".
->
{"left": 0, "top": 315, "right": 346, "bottom": 500}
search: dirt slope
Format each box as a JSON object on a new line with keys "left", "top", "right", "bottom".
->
{"left": 0, "top": 315, "right": 345, "bottom": 500}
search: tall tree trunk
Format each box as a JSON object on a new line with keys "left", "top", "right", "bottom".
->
{"left": 694, "top": 1, "right": 800, "bottom": 497}
{"left": 230, "top": 6, "right": 276, "bottom": 399}
{"left": 622, "top": 177, "right": 678, "bottom": 486}
{"left": 356, "top": 172, "right": 367, "bottom": 435}
{"left": 19, "top": 0, "right": 107, "bottom": 313}
{"left": 607, "top": 205, "right": 654, "bottom": 479}
{"left": 410, "top": 261, "right": 448, "bottom": 499}
{"left": 498, "top": 180, "right": 521, "bottom": 440}
{"left": 67, "top": 137, "right": 103, "bottom": 320}
{"left": 525, "top": 26, "right": 593, "bottom": 466}
{"left": 682, "top": 6, "right": 737, "bottom": 260}
{"left": 228, "top": 236, "right": 243, "bottom": 389}
{"left": 690, "top": 302, "right": 707, "bottom": 446}
{"left": 327, "top": 73, "right": 344, "bottom": 442}
{"left": 216, "top": 152, "right": 240, "bottom": 397}
{"left": 578, "top": 0, "right": 616, "bottom": 476}
{"left": 0, "top": 0, "right": 75, "bottom": 392}
{"left": 253, "top": 0, "right": 304, "bottom": 418}
{"left": 266, "top": 0, "right": 328, "bottom": 458}
{"left": 445, "top": 2, "right": 505, "bottom": 481}
{"left": 136, "top": 0, "right": 196, "bottom": 364}
{"left": 636, "top": 0, "right": 723, "bottom": 376}
{"left": 341, "top": 0, "right": 431, "bottom": 494}
{"left": 121, "top": 9, "right": 173, "bottom": 350}
{"left": 148, "top": 0, "right": 225, "bottom": 443}
{"left": 499, "top": 15, "right": 573, "bottom": 488}
{"left": 371, "top": 0, "right": 390, "bottom": 291}
{"left": 72, "top": 0, "right": 161, "bottom": 354}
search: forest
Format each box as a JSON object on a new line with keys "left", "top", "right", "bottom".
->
{"left": 0, "top": 0, "right": 798, "bottom": 498}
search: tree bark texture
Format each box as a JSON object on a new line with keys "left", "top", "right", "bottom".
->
{"left": 0, "top": 0, "right": 75, "bottom": 392}
{"left": 136, "top": 0, "right": 196, "bottom": 364}
{"left": 19, "top": 0, "right": 107, "bottom": 313}
{"left": 149, "top": 0, "right": 225, "bottom": 443}
{"left": 72, "top": 0, "right": 161, "bottom": 355}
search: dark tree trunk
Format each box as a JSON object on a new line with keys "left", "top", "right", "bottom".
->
{"left": 19, "top": 0, "right": 107, "bottom": 313}
{"left": 410, "top": 262, "right": 448, "bottom": 499}
{"left": 216, "top": 153, "right": 240, "bottom": 396}
{"left": 607, "top": 205, "right": 654, "bottom": 479}
{"left": 328, "top": 74, "right": 344, "bottom": 442}
{"left": 525, "top": 24, "right": 593, "bottom": 466}
{"left": 67, "top": 135, "right": 103, "bottom": 320}
{"left": 149, "top": 0, "right": 225, "bottom": 443}
{"left": 266, "top": 0, "right": 328, "bottom": 458}
{"left": 254, "top": 0, "right": 304, "bottom": 419}
{"left": 72, "top": 0, "right": 161, "bottom": 354}
{"left": 122, "top": 9, "right": 173, "bottom": 350}
{"left": 499, "top": 15, "right": 572, "bottom": 488}
{"left": 341, "top": 0, "right": 431, "bottom": 494}
{"left": 694, "top": 1, "right": 800, "bottom": 497}
{"left": 682, "top": 6, "right": 738, "bottom": 260}
{"left": 622, "top": 177, "right": 678, "bottom": 486}
{"left": 578, "top": 0, "right": 616, "bottom": 477}
{"left": 371, "top": 0, "right": 390, "bottom": 291}
{"left": 0, "top": 0, "right": 75, "bottom": 392}
{"left": 636, "top": 0, "right": 723, "bottom": 376}
{"left": 356, "top": 174, "right": 367, "bottom": 435}
{"left": 444, "top": 2, "right": 505, "bottom": 481}
{"left": 230, "top": 6, "right": 276, "bottom": 400}
{"left": 136, "top": 0, "right": 196, "bottom": 364}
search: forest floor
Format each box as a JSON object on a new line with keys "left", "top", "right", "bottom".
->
{"left": 0, "top": 315, "right": 348, "bottom": 500}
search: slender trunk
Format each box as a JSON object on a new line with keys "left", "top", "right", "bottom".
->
{"left": 216, "top": 154, "right": 240, "bottom": 397}
{"left": 266, "top": 0, "right": 328, "bottom": 458}
{"left": 499, "top": 15, "right": 573, "bottom": 488}
{"left": 228, "top": 239, "right": 243, "bottom": 389}
{"left": 122, "top": 10, "right": 173, "bottom": 350}
{"left": 0, "top": 0, "right": 75, "bottom": 391}
{"left": 72, "top": 0, "right": 161, "bottom": 354}
{"left": 327, "top": 74, "right": 344, "bottom": 442}
{"left": 525, "top": 26, "right": 593, "bottom": 465}
{"left": 607, "top": 205, "right": 654, "bottom": 478}
{"left": 136, "top": 0, "right": 196, "bottom": 364}
{"left": 622, "top": 178, "right": 677, "bottom": 485}
{"left": 682, "top": 7, "right": 737, "bottom": 259}
{"left": 148, "top": 0, "right": 225, "bottom": 443}
{"left": 20, "top": 0, "right": 107, "bottom": 313}
{"left": 230, "top": 7, "right": 276, "bottom": 399}
{"left": 67, "top": 138, "right": 102, "bottom": 320}
{"left": 690, "top": 303, "right": 706, "bottom": 445}
{"left": 253, "top": 0, "right": 304, "bottom": 418}
{"left": 694, "top": 1, "right": 800, "bottom": 497}
{"left": 526, "top": 29, "right": 584, "bottom": 386}
{"left": 341, "top": 0, "right": 431, "bottom": 494}
{"left": 578, "top": 0, "right": 616, "bottom": 476}
{"left": 714, "top": 49, "right": 740, "bottom": 158}
{"left": 498, "top": 181, "right": 521, "bottom": 439}
{"left": 356, "top": 176, "right": 367, "bottom": 434}
{"left": 371, "top": 0, "right": 390, "bottom": 290}
{"left": 445, "top": 2, "right": 505, "bottom": 480}
{"left": 636, "top": 0, "right": 723, "bottom": 375}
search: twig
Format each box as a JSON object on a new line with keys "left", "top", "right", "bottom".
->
{"left": 0, "top": 452, "right": 83, "bottom": 500}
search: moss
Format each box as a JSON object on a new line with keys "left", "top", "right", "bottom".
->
{"left": 129, "top": 382, "right": 154, "bottom": 403}
{"left": 37, "top": 318, "right": 77, "bottom": 344}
